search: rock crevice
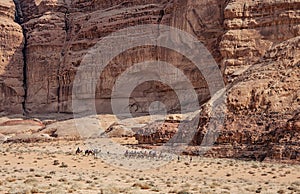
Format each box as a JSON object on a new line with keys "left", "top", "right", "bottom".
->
{"left": 13, "top": 0, "right": 27, "bottom": 115}
{"left": 12, "top": 0, "right": 28, "bottom": 115}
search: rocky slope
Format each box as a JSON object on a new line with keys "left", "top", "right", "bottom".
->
{"left": 203, "top": 36, "right": 300, "bottom": 162}
{"left": 134, "top": 37, "right": 300, "bottom": 163}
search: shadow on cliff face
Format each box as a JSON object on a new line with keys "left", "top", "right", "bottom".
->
{"left": 92, "top": 46, "right": 211, "bottom": 117}
{"left": 5, "top": 0, "right": 225, "bottom": 116}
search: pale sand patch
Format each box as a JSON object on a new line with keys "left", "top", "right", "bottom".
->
{"left": 0, "top": 141, "right": 299, "bottom": 193}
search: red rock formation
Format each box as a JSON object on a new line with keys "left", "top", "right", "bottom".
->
{"left": 220, "top": 0, "right": 300, "bottom": 82}
{"left": 7, "top": 0, "right": 224, "bottom": 114}
{"left": 134, "top": 36, "right": 300, "bottom": 162}
{"left": 134, "top": 121, "right": 179, "bottom": 144}
{"left": 202, "top": 37, "right": 300, "bottom": 162}
{"left": 104, "top": 123, "right": 135, "bottom": 138}
{"left": 0, "top": 0, "right": 299, "bottom": 114}
{"left": 0, "top": 119, "right": 44, "bottom": 127}
{"left": 0, "top": 0, "right": 24, "bottom": 114}
{"left": 0, "top": 0, "right": 299, "bottom": 163}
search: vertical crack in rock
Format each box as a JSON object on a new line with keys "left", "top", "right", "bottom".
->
{"left": 21, "top": 29, "right": 28, "bottom": 115}
{"left": 156, "top": 0, "right": 172, "bottom": 59}
{"left": 13, "top": 0, "right": 27, "bottom": 115}
{"left": 221, "top": 0, "right": 230, "bottom": 28}
{"left": 57, "top": 4, "right": 71, "bottom": 113}
{"left": 219, "top": 0, "right": 231, "bottom": 80}
{"left": 157, "top": 9, "right": 165, "bottom": 23}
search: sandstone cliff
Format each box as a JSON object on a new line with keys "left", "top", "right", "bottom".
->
{"left": 8, "top": 0, "right": 224, "bottom": 114}
{"left": 1, "top": 0, "right": 299, "bottom": 115}
{"left": 134, "top": 36, "right": 300, "bottom": 162}
{"left": 0, "top": 0, "right": 299, "bottom": 162}
{"left": 204, "top": 36, "right": 300, "bottom": 162}
{"left": 220, "top": 0, "right": 300, "bottom": 81}
{"left": 0, "top": 0, "right": 24, "bottom": 114}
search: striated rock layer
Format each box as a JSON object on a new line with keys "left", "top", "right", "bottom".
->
{"left": 194, "top": 36, "right": 300, "bottom": 162}
{"left": 11, "top": 0, "right": 224, "bottom": 114}
{"left": 1, "top": 0, "right": 298, "bottom": 115}
{"left": 220, "top": 0, "right": 300, "bottom": 81}
{"left": 0, "top": 0, "right": 299, "bottom": 163}
{"left": 134, "top": 37, "right": 300, "bottom": 163}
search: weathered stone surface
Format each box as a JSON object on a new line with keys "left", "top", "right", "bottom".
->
{"left": 0, "top": 0, "right": 24, "bottom": 114}
{"left": 227, "top": 36, "right": 300, "bottom": 114}
{"left": 0, "top": 133, "right": 8, "bottom": 142}
{"left": 0, "top": 119, "right": 44, "bottom": 135}
{"left": 0, "top": 0, "right": 300, "bottom": 164}
{"left": 133, "top": 36, "right": 300, "bottom": 163}
{"left": 134, "top": 121, "right": 179, "bottom": 144}
{"left": 13, "top": 0, "right": 68, "bottom": 113}
{"left": 104, "top": 123, "right": 135, "bottom": 138}
{"left": 42, "top": 119, "right": 81, "bottom": 140}
{"left": 220, "top": 0, "right": 300, "bottom": 82}
{"left": 289, "top": 112, "right": 300, "bottom": 131}
{"left": 11, "top": 0, "right": 224, "bottom": 114}
{"left": 0, "top": 119, "right": 44, "bottom": 127}
{"left": 5, "top": 133, "right": 52, "bottom": 143}
{"left": 6, "top": 0, "right": 297, "bottom": 114}
{"left": 201, "top": 37, "right": 300, "bottom": 162}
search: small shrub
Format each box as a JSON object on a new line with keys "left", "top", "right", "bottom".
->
{"left": 53, "top": 160, "right": 59, "bottom": 165}
{"left": 132, "top": 183, "right": 151, "bottom": 189}
{"left": 59, "top": 162, "right": 68, "bottom": 168}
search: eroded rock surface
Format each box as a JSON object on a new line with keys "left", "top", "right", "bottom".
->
{"left": 10, "top": 0, "right": 224, "bottom": 114}
{"left": 0, "top": 0, "right": 299, "bottom": 163}
{"left": 0, "top": 0, "right": 24, "bottom": 114}
{"left": 220, "top": 0, "right": 300, "bottom": 81}
{"left": 133, "top": 37, "right": 300, "bottom": 163}
{"left": 2, "top": 0, "right": 297, "bottom": 113}
{"left": 202, "top": 37, "right": 300, "bottom": 162}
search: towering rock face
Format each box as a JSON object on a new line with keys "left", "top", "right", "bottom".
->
{"left": 0, "top": 0, "right": 299, "bottom": 162}
{"left": 13, "top": 0, "right": 224, "bottom": 114}
{"left": 0, "top": 0, "right": 299, "bottom": 114}
{"left": 15, "top": 0, "right": 68, "bottom": 113}
{"left": 4, "top": 0, "right": 296, "bottom": 115}
{"left": 0, "top": 0, "right": 24, "bottom": 114}
{"left": 220, "top": 0, "right": 300, "bottom": 82}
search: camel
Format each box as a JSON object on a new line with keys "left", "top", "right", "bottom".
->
{"left": 75, "top": 147, "right": 82, "bottom": 154}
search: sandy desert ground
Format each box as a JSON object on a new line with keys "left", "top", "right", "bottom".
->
{"left": 0, "top": 140, "right": 299, "bottom": 194}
